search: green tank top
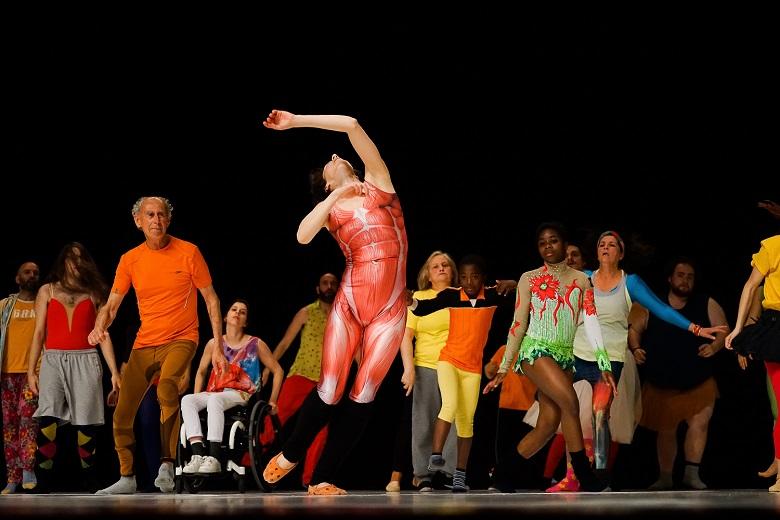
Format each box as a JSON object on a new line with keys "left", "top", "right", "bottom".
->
{"left": 288, "top": 300, "right": 327, "bottom": 381}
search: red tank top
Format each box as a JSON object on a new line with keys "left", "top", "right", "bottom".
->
{"left": 46, "top": 298, "right": 97, "bottom": 350}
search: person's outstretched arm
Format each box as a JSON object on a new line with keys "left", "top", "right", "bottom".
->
{"left": 484, "top": 274, "right": 532, "bottom": 393}
{"left": 626, "top": 274, "right": 726, "bottom": 340}
{"left": 263, "top": 110, "right": 393, "bottom": 192}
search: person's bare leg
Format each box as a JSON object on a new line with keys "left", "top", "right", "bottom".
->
{"left": 648, "top": 428, "right": 676, "bottom": 490}
{"left": 519, "top": 358, "right": 604, "bottom": 491}
{"left": 521, "top": 359, "right": 583, "bottom": 453}
{"left": 517, "top": 361, "right": 567, "bottom": 458}
{"left": 682, "top": 405, "right": 713, "bottom": 489}
{"left": 456, "top": 436, "right": 472, "bottom": 470}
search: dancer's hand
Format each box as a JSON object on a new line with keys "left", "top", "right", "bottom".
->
{"left": 401, "top": 367, "right": 415, "bottom": 396}
{"left": 106, "top": 388, "right": 119, "bottom": 407}
{"left": 631, "top": 346, "right": 646, "bottom": 364}
{"left": 212, "top": 349, "right": 228, "bottom": 375}
{"left": 262, "top": 109, "right": 295, "bottom": 130}
{"left": 696, "top": 324, "right": 728, "bottom": 340}
{"left": 737, "top": 354, "right": 748, "bottom": 370}
{"left": 698, "top": 343, "right": 717, "bottom": 358}
{"left": 495, "top": 279, "right": 517, "bottom": 296}
{"left": 332, "top": 181, "right": 365, "bottom": 200}
{"left": 27, "top": 371, "right": 39, "bottom": 396}
{"left": 601, "top": 370, "right": 618, "bottom": 397}
{"left": 483, "top": 372, "right": 506, "bottom": 394}
{"left": 88, "top": 326, "right": 108, "bottom": 346}
{"left": 724, "top": 327, "right": 741, "bottom": 350}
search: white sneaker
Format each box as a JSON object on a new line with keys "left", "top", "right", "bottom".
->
{"left": 155, "top": 462, "right": 175, "bottom": 493}
{"left": 183, "top": 455, "right": 205, "bottom": 474}
{"left": 198, "top": 456, "right": 221, "bottom": 474}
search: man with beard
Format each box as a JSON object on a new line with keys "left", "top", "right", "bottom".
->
{"left": 0, "top": 262, "right": 41, "bottom": 493}
{"left": 261, "top": 273, "right": 339, "bottom": 488}
{"left": 629, "top": 258, "right": 729, "bottom": 490}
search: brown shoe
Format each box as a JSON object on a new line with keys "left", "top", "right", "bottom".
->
{"left": 308, "top": 483, "right": 347, "bottom": 495}
{"left": 263, "top": 453, "right": 297, "bottom": 484}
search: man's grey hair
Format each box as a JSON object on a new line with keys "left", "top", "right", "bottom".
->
{"left": 131, "top": 196, "right": 174, "bottom": 218}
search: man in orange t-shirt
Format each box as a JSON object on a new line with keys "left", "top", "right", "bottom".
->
{"left": 90, "top": 196, "right": 224, "bottom": 495}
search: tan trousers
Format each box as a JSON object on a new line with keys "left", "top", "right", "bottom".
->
{"left": 113, "top": 339, "right": 195, "bottom": 476}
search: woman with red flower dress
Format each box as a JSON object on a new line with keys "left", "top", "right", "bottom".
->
{"left": 484, "top": 223, "right": 613, "bottom": 492}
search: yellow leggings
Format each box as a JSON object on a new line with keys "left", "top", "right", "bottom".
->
{"left": 436, "top": 360, "right": 481, "bottom": 438}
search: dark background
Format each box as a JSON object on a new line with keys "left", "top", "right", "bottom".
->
{"left": 3, "top": 13, "right": 778, "bottom": 491}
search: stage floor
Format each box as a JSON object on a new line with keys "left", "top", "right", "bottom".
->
{"left": 3, "top": 489, "right": 780, "bottom": 519}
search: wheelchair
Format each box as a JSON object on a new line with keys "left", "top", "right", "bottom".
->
{"left": 174, "top": 392, "right": 282, "bottom": 493}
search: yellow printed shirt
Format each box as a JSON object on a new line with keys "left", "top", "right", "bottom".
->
{"left": 288, "top": 301, "right": 327, "bottom": 382}
{"left": 407, "top": 289, "right": 451, "bottom": 369}
{"left": 2, "top": 299, "right": 36, "bottom": 373}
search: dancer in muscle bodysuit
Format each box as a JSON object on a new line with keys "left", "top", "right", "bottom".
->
{"left": 261, "top": 110, "right": 410, "bottom": 495}
{"left": 484, "top": 223, "right": 613, "bottom": 492}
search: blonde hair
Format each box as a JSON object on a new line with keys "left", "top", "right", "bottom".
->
{"left": 416, "top": 250, "right": 458, "bottom": 291}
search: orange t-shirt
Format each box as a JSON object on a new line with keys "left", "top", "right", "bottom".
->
{"left": 490, "top": 345, "right": 536, "bottom": 411}
{"left": 112, "top": 236, "right": 212, "bottom": 348}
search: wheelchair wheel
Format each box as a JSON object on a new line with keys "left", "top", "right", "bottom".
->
{"left": 248, "top": 400, "right": 281, "bottom": 491}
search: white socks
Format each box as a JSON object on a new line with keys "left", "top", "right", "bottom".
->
{"left": 95, "top": 475, "right": 137, "bottom": 495}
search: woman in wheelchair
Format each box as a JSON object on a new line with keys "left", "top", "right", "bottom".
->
{"left": 180, "top": 299, "right": 283, "bottom": 474}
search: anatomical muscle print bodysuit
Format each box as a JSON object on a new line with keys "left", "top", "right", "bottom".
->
{"left": 319, "top": 181, "right": 408, "bottom": 404}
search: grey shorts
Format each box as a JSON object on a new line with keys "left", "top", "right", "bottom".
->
{"left": 34, "top": 348, "right": 104, "bottom": 426}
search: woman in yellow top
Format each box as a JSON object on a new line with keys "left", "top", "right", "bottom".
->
{"left": 726, "top": 234, "right": 780, "bottom": 492}
{"left": 386, "top": 251, "right": 458, "bottom": 492}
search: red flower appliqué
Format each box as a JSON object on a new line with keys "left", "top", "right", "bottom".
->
{"left": 530, "top": 274, "right": 559, "bottom": 301}
{"left": 583, "top": 288, "right": 597, "bottom": 316}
